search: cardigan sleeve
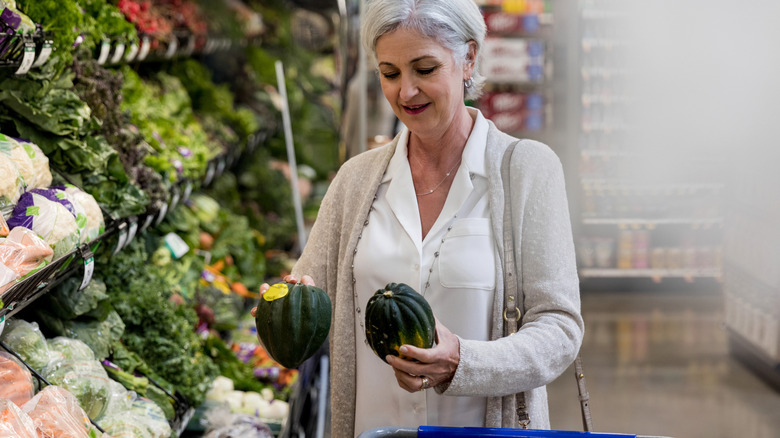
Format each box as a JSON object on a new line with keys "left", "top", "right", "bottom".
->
{"left": 441, "top": 140, "right": 584, "bottom": 397}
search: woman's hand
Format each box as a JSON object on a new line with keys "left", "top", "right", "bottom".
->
{"left": 386, "top": 317, "right": 460, "bottom": 393}
{"left": 250, "top": 274, "right": 315, "bottom": 317}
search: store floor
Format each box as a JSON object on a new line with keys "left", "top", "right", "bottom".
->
{"left": 546, "top": 287, "right": 780, "bottom": 438}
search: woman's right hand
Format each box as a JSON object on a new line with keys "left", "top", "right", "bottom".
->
{"left": 250, "top": 274, "right": 316, "bottom": 317}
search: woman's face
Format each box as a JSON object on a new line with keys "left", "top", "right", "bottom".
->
{"left": 375, "top": 28, "right": 472, "bottom": 140}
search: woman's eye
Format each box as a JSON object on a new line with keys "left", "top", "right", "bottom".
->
{"left": 417, "top": 68, "right": 435, "bottom": 75}
{"left": 382, "top": 72, "right": 399, "bottom": 79}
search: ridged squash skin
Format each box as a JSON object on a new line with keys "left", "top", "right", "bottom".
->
{"left": 255, "top": 282, "right": 332, "bottom": 368}
{"left": 364, "top": 282, "right": 436, "bottom": 363}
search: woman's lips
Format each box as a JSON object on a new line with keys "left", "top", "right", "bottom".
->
{"left": 402, "top": 103, "right": 430, "bottom": 115}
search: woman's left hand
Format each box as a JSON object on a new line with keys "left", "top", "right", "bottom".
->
{"left": 386, "top": 318, "right": 460, "bottom": 393}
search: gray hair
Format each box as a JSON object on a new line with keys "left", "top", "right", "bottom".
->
{"left": 361, "top": 0, "right": 487, "bottom": 100}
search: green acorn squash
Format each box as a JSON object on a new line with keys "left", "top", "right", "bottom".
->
{"left": 364, "top": 282, "right": 436, "bottom": 363}
{"left": 254, "top": 282, "right": 332, "bottom": 368}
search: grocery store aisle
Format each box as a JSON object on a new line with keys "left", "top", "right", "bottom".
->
{"left": 547, "top": 287, "right": 780, "bottom": 438}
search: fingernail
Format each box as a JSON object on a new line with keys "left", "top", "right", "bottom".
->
{"left": 399, "top": 346, "right": 408, "bottom": 354}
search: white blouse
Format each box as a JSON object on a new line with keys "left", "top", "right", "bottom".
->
{"left": 353, "top": 109, "right": 496, "bottom": 436}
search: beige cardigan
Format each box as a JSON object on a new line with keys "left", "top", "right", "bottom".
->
{"left": 293, "top": 121, "right": 584, "bottom": 437}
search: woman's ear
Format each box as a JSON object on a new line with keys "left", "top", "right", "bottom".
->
{"left": 464, "top": 40, "right": 478, "bottom": 77}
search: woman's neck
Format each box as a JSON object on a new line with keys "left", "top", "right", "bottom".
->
{"left": 407, "top": 107, "right": 475, "bottom": 169}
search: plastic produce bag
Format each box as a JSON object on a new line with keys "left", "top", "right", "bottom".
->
{"left": 96, "top": 379, "right": 133, "bottom": 421}
{"left": 0, "top": 351, "right": 35, "bottom": 406}
{"left": 42, "top": 359, "right": 113, "bottom": 420}
{"left": 29, "top": 187, "right": 88, "bottom": 246}
{"left": 0, "top": 262, "right": 19, "bottom": 295}
{"left": 22, "top": 385, "right": 94, "bottom": 438}
{"left": 0, "top": 133, "right": 34, "bottom": 190}
{"left": 0, "top": 151, "right": 24, "bottom": 218}
{"left": 0, "top": 226, "right": 54, "bottom": 276}
{"left": 13, "top": 138, "right": 52, "bottom": 189}
{"left": 6, "top": 191, "right": 79, "bottom": 259}
{"left": 203, "top": 405, "right": 274, "bottom": 438}
{"left": 34, "top": 309, "right": 125, "bottom": 360}
{"left": 60, "top": 185, "right": 105, "bottom": 243}
{"left": 43, "top": 277, "right": 109, "bottom": 320}
{"left": 0, "top": 319, "right": 52, "bottom": 371}
{"left": 47, "top": 337, "right": 96, "bottom": 362}
{"left": 0, "top": 214, "right": 8, "bottom": 236}
{"left": 0, "top": 398, "right": 38, "bottom": 438}
{"left": 99, "top": 396, "right": 172, "bottom": 438}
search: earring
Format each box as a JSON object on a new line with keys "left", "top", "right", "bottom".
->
{"left": 464, "top": 77, "right": 473, "bottom": 88}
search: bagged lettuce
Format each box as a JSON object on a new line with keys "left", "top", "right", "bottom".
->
{"left": 42, "top": 359, "right": 113, "bottom": 420}
{"left": 47, "top": 337, "right": 95, "bottom": 362}
{"left": 99, "top": 396, "right": 171, "bottom": 438}
{"left": 0, "top": 398, "right": 38, "bottom": 438}
{"left": 43, "top": 276, "right": 109, "bottom": 320}
{"left": 0, "top": 319, "right": 52, "bottom": 371}
{"left": 6, "top": 191, "right": 79, "bottom": 259}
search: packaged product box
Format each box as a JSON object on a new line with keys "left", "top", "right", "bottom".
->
{"left": 483, "top": 12, "right": 540, "bottom": 35}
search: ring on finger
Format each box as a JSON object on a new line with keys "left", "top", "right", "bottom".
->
{"left": 419, "top": 376, "right": 429, "bottom": 391}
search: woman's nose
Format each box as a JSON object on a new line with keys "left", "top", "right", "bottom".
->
{"left": 399, "top": 75, "right": 419, "bottom": 101}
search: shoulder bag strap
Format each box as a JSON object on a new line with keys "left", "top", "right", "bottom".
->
{"left": 500, "top": 141, "right": 529, "bottom": 428}
{"left": 501, "top": 141, "right": 594, "bottom": 432}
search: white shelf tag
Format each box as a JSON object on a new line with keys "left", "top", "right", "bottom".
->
{"left": 138, "top": 37, "right": 151, "bottom": 60}
{"left": 97, "top": 41, "right": 110, "bottom": 65}
{"left": 125, "top": 41, "right": 139, "bottom": 62}
{"left": 169, "top": 186, "right": 181, "bottom": 211}
{"left": 79, "top": 255, "right": 95, "bottom": 291}
{"left": 164, "top": 233, "right": 190, "bottom": 260}
{"left": 125, "top": 217, "right": 139, "bottom": 247}
{"left": 140, "top": 213, "right": 155, "bottom": 232}
{"left": 183, "top": 181, "right": 193, "bottom": 202}
{"left": 111, "top": 43, "right": 126, "bottom": 64}
{"left": 15, "top": 43, "right": 35, "bottom": 75}
{"left": 32, "top": 42, "right": 52, "bottom": 68}
{"left": 113, "top": 224, "right": 128, "bottom": 255}
{"left": 165, "top": 37, "right": 178, "bottom": 59}
{"left": 155, "top": 202, "right": 169, "bottom": 226}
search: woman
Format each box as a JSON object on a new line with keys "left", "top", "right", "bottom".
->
{"left": 254, "top": 0, "right": 583, "bottom": 436}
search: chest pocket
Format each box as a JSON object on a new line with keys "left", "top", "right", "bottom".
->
{"left": 438, "top": 218, "right": 496, "bottom": 290}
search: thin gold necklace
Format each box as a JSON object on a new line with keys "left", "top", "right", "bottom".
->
{"left": 413, "top": 157, "right": 462, "bottom": 196}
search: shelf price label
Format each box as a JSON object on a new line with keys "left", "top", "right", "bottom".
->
{"left": 113, "top": 222, "right": 129, "bottom": 256}
{"left": 111, "top": 43, "right": 126, "bottom": 64}
{"left": 125, "top": 41, "right": 139, "bottom": 62}
{"left": 125, "top": 217, "right": 139, "bottom": 247}
{"left": 138, "top": 36, "right": 151, "bottom": 61}
{"left": 183, "top": 181, "right": 193, "bottom": 202}
{"left": 203, "top": 161, "right": 216, "bottom": 186}
{"left": 155, "top": 201, "right": 169, "bottom": 226}
{"left": 79, "top": 248, "right": 95, "bottom": 291}
{"left": 97, "top": 40, "right": 111, "bottom": 65}
{"left": 165, "top": 37, "right": 178, "bottom": 59}
{"left": 32, "top": 42, "right": 52, "bottom": 68}
{"left": 15, "top": 42, "right": 36, "bottom": 75}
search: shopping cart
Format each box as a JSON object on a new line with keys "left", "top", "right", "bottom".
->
{"left": 358, "top": 426, "right": 671, "bottom": 438}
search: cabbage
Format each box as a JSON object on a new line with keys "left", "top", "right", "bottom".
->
{"left": 6, "top": 192, "right": 79, "bottom": 259}
{"left": 0, "top": 134, "right": 34, "bottom": 189}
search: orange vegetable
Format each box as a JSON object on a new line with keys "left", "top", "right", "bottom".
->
{"left": 0, "top": 354, "right": 34, "bottom": 407}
